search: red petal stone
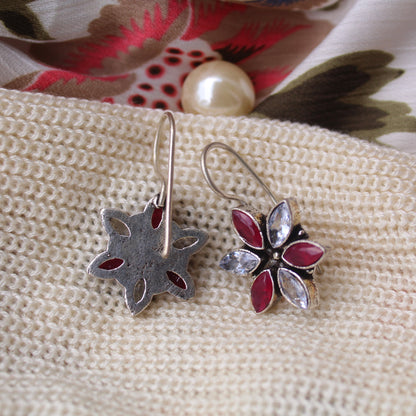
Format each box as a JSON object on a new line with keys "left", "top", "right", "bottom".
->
{"left": 282, "top": 241, "right": 324, "bottom": 269}
{"left": 99, "top": 258, "right": 124, "bottom": 270}
{"left": 232, "top": 209, "right": 263, "bottom": 249}
{"left": 251, "top": 270, "right": 275, "bottom": 313}
{"left": 167, "top": 271, "right": 187, "bottom": 289}
{"left": 151, "top": 207, "right": 164, "bottom": 229}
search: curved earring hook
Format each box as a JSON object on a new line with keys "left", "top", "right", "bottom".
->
{"left": 201, "top": 142, "right": 278, "bottom": 206}
{"left": 153, "top": 111, "right": 176, "bottom": 258}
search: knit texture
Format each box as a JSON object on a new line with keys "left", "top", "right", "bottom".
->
{"left": 0, "top": 88, "right": 415, "bottom": 415}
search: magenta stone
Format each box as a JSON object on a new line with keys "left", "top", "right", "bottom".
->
{"left": 167, "top": 271, "right": 187, "bottom": 289}
{"left": 151, "top": 207, "right": 164, "bottom": 229}
{"left": 98, "top": 258, "right": 124, "bottom": 270}
{"left": 251, "top": 270, "right": 275, "bottom": 313}
{"left": 282, "top": 241, "right": 324, "bottom": 268}
{"left": 232, "top": 208, "right": 263, "bottom": 249}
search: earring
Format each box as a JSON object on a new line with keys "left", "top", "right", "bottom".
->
{"left": 88, "top": 111, "right": 208, "bottom": 315}
{"left": 201, "top": 142, "right": 325, "bottom": 314}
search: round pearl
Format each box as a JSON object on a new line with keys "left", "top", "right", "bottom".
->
{"left": 181, "top": 61, "right": 255, "bottom": 116}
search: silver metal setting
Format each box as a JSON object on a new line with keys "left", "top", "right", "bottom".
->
{"left": 88, "top": 111, "right": 208, "bottom": 315}
{"left": 88, "top": 198, "right": 208, "bottom": 315}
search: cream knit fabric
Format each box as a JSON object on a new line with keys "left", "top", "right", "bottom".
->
{"left": 0, "top": 88, "right": 415, "bottom": 415}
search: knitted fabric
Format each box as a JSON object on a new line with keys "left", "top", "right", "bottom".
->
{"left": 0, "top": 88, "right": 415, "bottom": 415}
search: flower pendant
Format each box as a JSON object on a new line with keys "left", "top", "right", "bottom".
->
{"left": 220, "top": 198, "right": 325, "bottom": 313}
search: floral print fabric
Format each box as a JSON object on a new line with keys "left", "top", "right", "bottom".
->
{"left": 0, "top": 0, "right": 415, "bottom": 152}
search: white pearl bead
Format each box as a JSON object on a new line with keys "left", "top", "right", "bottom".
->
{"left": 181, "top": 61, "right": 255, "bottom": 116}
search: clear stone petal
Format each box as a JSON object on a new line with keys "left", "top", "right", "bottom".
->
{"left": 220, "top": 250, "right": 260, "bottom": 275}
{"left": 278, "top": 268, "right": 309, "bottom": 309}
{"left": 267, "top": 200, "right": 293, "bottom": 248}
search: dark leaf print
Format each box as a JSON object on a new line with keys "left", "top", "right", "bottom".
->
{"left": 253, "top": 50, "right": 416, "bottom": 141}
{"left": 0, "top": 0, "right": 52, "bottom": 40}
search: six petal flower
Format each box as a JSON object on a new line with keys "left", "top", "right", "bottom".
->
{"left": 88, "top": 198, "right": 208, "bottom": 315}
{"left": 220, "top": 198, "right": 324, "bottom": 313}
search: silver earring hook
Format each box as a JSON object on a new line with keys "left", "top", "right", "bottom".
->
{"left": 153, "top": 111, "right": 176, "bottom": 258}
{"left": 201, "top": 142, "right": 278, "bottom": 206}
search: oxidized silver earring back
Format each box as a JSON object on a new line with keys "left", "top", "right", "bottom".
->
{"left": 88, "top": 112, "right": 208, "bottom": 315}
{"left": 201, "top": 142, "right": 325, "bottom": 314}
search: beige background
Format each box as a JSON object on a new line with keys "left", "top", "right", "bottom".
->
{"left": 0, "top": 88, "right": 415, "bottom": 415}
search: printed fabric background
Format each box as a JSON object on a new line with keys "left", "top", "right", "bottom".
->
{"left": 0, "top": 0, "right": 415, "bottom": 151}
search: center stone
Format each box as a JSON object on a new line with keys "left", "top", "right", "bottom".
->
{"left": 272, "top": 251, "right": 280, "bottom": 260}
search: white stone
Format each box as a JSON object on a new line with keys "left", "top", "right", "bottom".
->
{"left": 267, "top": 201, "right": 292, "bottom": 248}
{"left": 278, "top": 268, "right": 309, "bottom": 309}
{"left": 220, "top": 250, "right": 260, "bottom": 275}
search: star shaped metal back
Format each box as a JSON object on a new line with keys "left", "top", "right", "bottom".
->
{"left": 88, "top": 197, "right": 208, "bottom": 315}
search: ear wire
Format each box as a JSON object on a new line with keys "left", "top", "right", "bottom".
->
{"left": 153, "top": 111, "right": 176, "bottom": 258}
{"left": 200, "top": 141, "right": 278, "bottom": 206}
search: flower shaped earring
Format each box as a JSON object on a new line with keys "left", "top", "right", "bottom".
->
{"left": 88, "top": 112, "right": 208, "bottom": 315}
{"left": 201, "top": 142, "right": 325, "bottom": 314}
